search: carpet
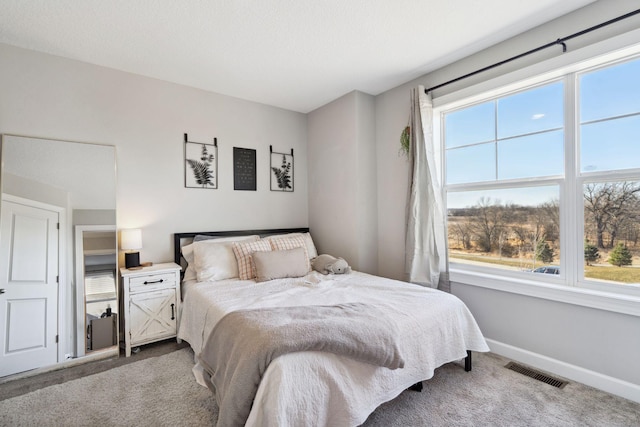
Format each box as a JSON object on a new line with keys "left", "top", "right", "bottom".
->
{"left": 0, "top": 348, "right": 216, "bottom": 426}
{"left": 0, "top": 348, "right": 638, "bottom": 426}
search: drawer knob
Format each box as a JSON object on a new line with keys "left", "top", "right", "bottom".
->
{"left": 143, "top": 279, "right": 164, "bottom": 285}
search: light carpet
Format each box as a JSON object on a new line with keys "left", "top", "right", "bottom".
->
{"left": 0, "top": 348, "right": 638, "bottom": 426}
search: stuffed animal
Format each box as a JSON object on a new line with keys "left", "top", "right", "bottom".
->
{"left": 311, "top": 254, "right": 352, "bottom": 275}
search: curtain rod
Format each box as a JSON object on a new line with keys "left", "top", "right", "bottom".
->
{"left": 424, "top": 8, "right": 640, "bottom": 95}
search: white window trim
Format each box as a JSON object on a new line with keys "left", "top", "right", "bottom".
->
{"left": 437, "top": 28, "right": 640, "bottom": 317}
{"left": 450, "top": 268, "right": 640, "bottom": 317}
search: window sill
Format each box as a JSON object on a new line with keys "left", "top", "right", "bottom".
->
{"left": 450, "top": 268, "right": 640, "bottom": 317}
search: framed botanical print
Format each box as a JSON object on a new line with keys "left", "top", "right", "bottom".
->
{"left": 270, "top": 148, "right": 294, "bottom": 192}
{"left": 184, "top": 134, "right": 217, "bottom": 189}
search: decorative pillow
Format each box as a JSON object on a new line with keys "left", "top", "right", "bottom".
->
{"left": 265, "top": 232, "right": 318, "bottom": 259}
{"left": 193, "top": 240, "right": 242, "bottom": 282}
{"left": 252, "top": 247, "right": 310, "bottom": 282}
{"left": 269, "top": 235, "right": 311, "bottom": 272}
{"left": 232, "top": 240, "right": 273, "bottom": 280}
{"left": 181, "top": 235, "right": 259, "bottom": 265}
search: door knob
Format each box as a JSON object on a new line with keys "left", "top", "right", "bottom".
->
{"left": 0, "top": 289, "right": 5, "bottom": 294}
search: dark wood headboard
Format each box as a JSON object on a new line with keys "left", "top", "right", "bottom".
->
{"left": 173, "top": 227, "right": 310, "bottom": 267}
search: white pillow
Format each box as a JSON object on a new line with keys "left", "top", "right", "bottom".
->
{"left": 183, "top": 265, "right": 197, "bottom": 282}
{"left": 181, "top": 235, "right": 259, "bottom": 265}
{"left": 253, "top": 248, "right": 310, "bottom": 282}
{"left": 303, "top": 233, "right": 318, "bottom": 259}
{"left": 194, "top": 240, "right": 243, "bottom": 282}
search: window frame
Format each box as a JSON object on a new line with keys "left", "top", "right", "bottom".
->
{"left": 433, "top": 31, "right": 640, "bottom": 317}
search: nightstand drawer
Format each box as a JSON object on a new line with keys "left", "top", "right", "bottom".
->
{"left": 129, "top": 272, "right": 176, "bottom": 293}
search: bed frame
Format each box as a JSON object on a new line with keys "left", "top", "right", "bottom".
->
{"left": 173, "top": 227, "right": 473, "bottom": 379}
{"left": 173, "top": 227, "right": 310, "bottom": 267}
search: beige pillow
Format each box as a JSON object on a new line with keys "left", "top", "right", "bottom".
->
{"left": 269, "top": 235, "right": 311, "bottom": 272}
{"left": 253, "top": 248, "right": 310, "bottom": 282}
{"left": 232, "top": 240, "right": 272, "bottom": 280}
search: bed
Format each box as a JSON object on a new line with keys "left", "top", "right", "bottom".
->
{"left": 174, "top": 228, "right": 489, "bottom": 427}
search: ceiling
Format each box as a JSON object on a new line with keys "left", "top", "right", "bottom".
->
{"left": 0, "top": 0, "right": 596, "bottom": 113}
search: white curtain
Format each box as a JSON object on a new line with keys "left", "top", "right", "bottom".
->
{"left": 405, "top": 85, "right": 449, "bottom": 291}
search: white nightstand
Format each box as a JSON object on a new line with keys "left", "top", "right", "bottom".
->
{"left": 120, "top": 262, "right": 182, "bottom": 357}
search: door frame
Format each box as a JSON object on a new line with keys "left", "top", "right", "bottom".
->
{"left": 1, "top": 193, "right": 67, "bottom": 364}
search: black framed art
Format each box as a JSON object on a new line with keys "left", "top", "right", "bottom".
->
{"left": 270, "top": 147, "right": 294, "bottom": 192}
{"left": 233, "top": 147, "right": 257, "bottom": 191}
{"left": 184, "top": 133, "right": 218, "bottom": 189}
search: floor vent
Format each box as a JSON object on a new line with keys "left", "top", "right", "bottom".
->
{"left": 505, "top": 362, "right": 568, "bottom": 389}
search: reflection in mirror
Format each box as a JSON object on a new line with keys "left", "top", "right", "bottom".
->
{"left": 0, "top": 134, "right": 116, "bottom": 376}
{"left": 75, "top": 225, "right": 118, "bottom": 357}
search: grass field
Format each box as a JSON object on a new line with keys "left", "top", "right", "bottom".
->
{"left": 584, "top": 265, "right": 640, "bottom": 283}
{"left": 450, "top": 253, "right": 640, "bottom": 284}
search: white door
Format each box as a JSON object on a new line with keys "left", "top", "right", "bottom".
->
{"left": 0, "top": 200, "right": 59, "bottom": 377}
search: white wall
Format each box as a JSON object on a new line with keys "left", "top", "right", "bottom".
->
{"left": 373, "top": 0, "right": 640, "bottom": 400}
{"left": 308, "top": 90, "right": 377, "bottom": 273}
{"left": 355, "top": 92, "right": 378, "bottom": 273}
{"left": 0, "top": 42, "right": 309, "bottom": 265}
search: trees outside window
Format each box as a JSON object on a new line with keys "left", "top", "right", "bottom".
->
{"left": 583, "top": 182, "right": 640, "bottom": 249}
{"left": 584, "top": 241, "right": 600, "bottom": 266}
{"left": 608, "top": 243, "right": 633, "bottom": 267}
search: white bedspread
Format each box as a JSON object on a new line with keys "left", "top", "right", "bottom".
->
{"left": 178, "top": 271, "right": 489, "bottom": 427}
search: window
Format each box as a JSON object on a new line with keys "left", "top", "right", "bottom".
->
{"left": 444, "top": 81, "right": 564, "bottom": 276}
{"left": 579, "top": 57, "right": 640, "bottom": 289}
{"left": 445, "top": 82, "right": 564, "bottom": 185}
{"left": 440, "top": 54, "right": 640, "bottom": 297}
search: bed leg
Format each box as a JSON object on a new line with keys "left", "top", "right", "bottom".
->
{"left": 465, "top": 350, "right": 472, "bottom": 372}
{"left": 408, "top": 382, "right": 423, "bottom": 392}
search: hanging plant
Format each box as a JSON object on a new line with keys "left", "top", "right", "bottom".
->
{"left": 399, "top": 125, "right": 410, "bottom": 157}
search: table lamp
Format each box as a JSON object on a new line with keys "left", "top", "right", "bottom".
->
{"left": 121, "top": 228, "right": 142, "bottom": 269}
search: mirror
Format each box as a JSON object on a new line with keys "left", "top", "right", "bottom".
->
{"left": 0, "top": 134, "right": 117, "bottom": 375}
{"left": 75, "top": 225, "right": 118, "bottom": 357}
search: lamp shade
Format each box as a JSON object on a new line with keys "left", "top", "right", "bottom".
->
{"left": 121, "top": 228, "right": 142, "bottom": 251}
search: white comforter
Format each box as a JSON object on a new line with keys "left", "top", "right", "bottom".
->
{"left": 178, "top": 271, "right": 489, "bottom": 427}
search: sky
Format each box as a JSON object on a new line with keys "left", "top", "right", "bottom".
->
{"left": 445, "top": 56, "right": 640, "bottom": 209}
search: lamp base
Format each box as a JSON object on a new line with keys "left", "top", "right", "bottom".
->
{"left": 125, "top": 252, "right": 140, "bottom": 269}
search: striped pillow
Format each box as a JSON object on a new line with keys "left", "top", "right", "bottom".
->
{"left": 232, "top": 240, "right": 272, "bottom": 280}
{"left": 269, "top": 235, "right": 311, "bottom": 272}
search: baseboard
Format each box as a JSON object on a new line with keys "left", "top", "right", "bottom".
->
{"left": 486, "top": 339, "right": 640, "bottom": 404}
